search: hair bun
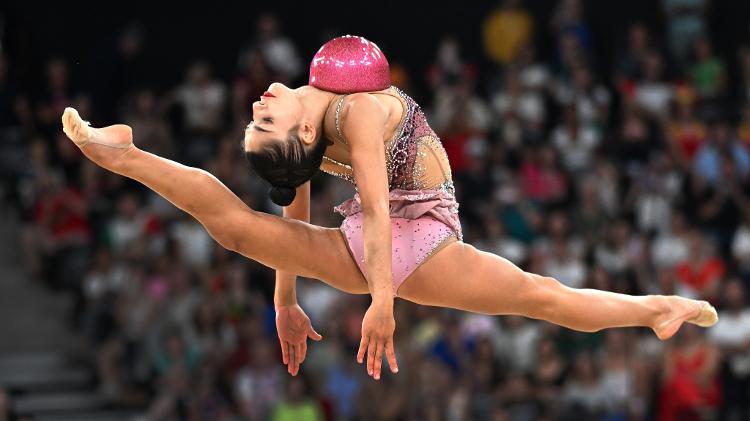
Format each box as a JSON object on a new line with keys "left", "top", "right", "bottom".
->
{"left": 269, "top": 185, "right": 296, "bottom": 207}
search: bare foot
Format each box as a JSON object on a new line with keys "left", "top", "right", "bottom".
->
{"left": 652, "top": 296, "right": 718, "bottom": 340}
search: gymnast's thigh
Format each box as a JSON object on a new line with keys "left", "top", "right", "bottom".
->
{"left": 396, "top": 241, "right": 534, "bottom": 315}
{"left": 313, "top": 227, "right": 370, "bottom": 294}
{"left": 234, "top": 211, "right": 369, "bottom": 294}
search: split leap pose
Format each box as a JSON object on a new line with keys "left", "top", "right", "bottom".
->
{"left": 61, "top": 35, "right": 717, "bottom": 381}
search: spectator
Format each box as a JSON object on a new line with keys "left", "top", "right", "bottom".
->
{"left": 693, "top": 120, "right": 750, "bottom": 185}
{"left": 519, "top": 146, "right": 569, "bottom": 206}
{"left": 494, "top": 316, "right": 541, "bottom": 372}
{"left": 491, "top": 68, "right": 546, "bottom": 145}
{"left": 123, "top": 89, "right": 174, "bottom": 159}
{"left": 731, "top": 213, "right": 750, "bottom": 281}
{"left": 232, "top": 49, "right": 274, "bottom": 128}
{"left": 235, "top": 341, "right": 284, "bottom": 420}
{"left": 571, "top": 177, "right": 610, "bottom": 245}
{"left": 108, "top": 193, "right": 149, "bottom": 256}
{"left": 170, "top": 211, "right": 214, "bottom": 271}
{"left": 545, "top": 239, "right": 587, "bottom": 289}
{"left": 652, "top": 211, "right": 691, "bottom": 269}
{"left": 614, "top": 22, "right": 653, "bottom": 83}
{"left": 36, "top": 57, "right": 76, "bottom": 138}
{"left": 594, "top": 220, "right": 638, "bottom": 276}
{"left": 428, "top": 37, "right": 478, "bottom": 93}
{"left": 551, "top": 106, "right": 600, "bottom": 173}
{"left": 739, "top": 45, "right": 750, "bottom": 103}
{"left": 634, "top": 50, "right": 674, "bottom": 120}
{"left": 250, "top": 13, "right": 303, "bottom": 83}
{"left": 482, "top": 0, "right": 534, "bottom": 66}
{"left": 616, "top": 104, "right": 662, "bottom": 168}
{"left": 688, "top": 38, "right": 726, "bottom": 101}
{"left": 666, "top": 98, "right": 706, "bottom": 164}
{"left": 674, "top": 231, "right": 725, "bottom": 301}
{"left": 658, "top": 324, "right": 721, "bottom": 421}
{"left": 662, "top": 0, "right": 707, "bottom": 64}
{"left": 561, "top": 351, "right": 606, "bottom": 417}
{"left": 271, "top": 376, "right": 324, "bottom": 421}
{"left": 171, "top": 61, "right": 227, "bottom": 164}
{"left": 475, "top": 217, "right": 527, "bottom": 265}
{"left": 738, "top": 103, "right": 750, "bottom": 151}
{"left": 708, "top": 278, "right": 750, "bottom": 419}
{"left": 597, "top": 330, "right": 634, "bottom": 418}
{"left": 551, "top": 0, "right": 592, "bottom": 52}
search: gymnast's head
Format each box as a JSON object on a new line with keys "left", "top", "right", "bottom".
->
{"left": 243, "top": 82, "right": 327, "bottom": 207}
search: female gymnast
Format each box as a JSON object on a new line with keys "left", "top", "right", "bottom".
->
{"left": 61, "top": 35, "right": 717, "bottom": 382}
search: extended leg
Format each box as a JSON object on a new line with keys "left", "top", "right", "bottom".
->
{"left": 61, "top": 108, "right": 368, "bottom": 294}
{"left": 398, "top": 242, "right": 717, "bottom": 340}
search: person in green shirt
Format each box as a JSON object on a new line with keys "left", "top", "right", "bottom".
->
{"left": 689, "top": 38, "right": 725, "bottom": 99}
{"left": 272, "top": 376, "right": 323, "bottom": 421}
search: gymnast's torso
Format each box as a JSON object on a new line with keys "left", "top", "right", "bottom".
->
{"left": 319, "top": 86, "right": 456, "bottom": 196}
{"left": 309, "top": 35, "right": 462, "bottom": 293}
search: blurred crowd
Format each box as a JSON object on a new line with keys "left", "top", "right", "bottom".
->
{"left": 2, "top": 1, "right": 750, "bottom": 420}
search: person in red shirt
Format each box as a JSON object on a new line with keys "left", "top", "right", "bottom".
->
{"left": 674, "top": 231, "right": 725, "bottom": 303}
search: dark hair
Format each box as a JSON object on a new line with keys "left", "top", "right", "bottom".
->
{"left": 245, "top": 126, "right": 327, "bottom": 206}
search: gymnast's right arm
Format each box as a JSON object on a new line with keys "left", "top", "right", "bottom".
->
{"left": 274, "top": 181, "right": 323, "bottom": 376}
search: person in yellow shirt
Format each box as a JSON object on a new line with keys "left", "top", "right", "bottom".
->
{"left": 483, "top": 0, "right": 535, "bottom": 66}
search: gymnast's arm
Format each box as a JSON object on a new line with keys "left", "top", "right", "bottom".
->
{"left": 343, "top": 94, "right": 399, "bottom": 378}
{"left": 343, "top": 94, "right": 393, "bottom": 303}
{"left": 275, "top": 181, "right": 310, "bottom": 305}
{"left": 274, "top": 181, "right": 322, "bottom": 376}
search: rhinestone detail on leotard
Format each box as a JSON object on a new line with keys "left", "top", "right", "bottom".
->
{"left": 322, "top": 86, "right": 456, "bottom": 196}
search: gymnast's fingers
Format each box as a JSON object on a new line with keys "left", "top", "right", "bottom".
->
{"left": 357, "top": 336, "right": 368, "bottom": 364}
{"left": 386, "top": 341, "right": 399, "bottom": 373}
{"left": 373, "top": 343, "right": 384, "bottom": 380}
{"left": 291, "top": 344, "right": 300, "bottom": 376}
{"left": 307, "top": 325, "right": 322, "bottom": 341}
{"left": 367, "top": 340, "right": 377, "bottom": 377}
{"left": 299, "top": 341, "right": 308, "bottom": 365}
{"left": 288, "top": 345, "right": 296, "bottom": 375}
{"left": 280, "top": 340, "right": 289, "bottom": 365}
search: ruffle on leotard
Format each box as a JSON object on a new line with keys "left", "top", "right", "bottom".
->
{"left": 334, "top": 188, "right": 463, "bottom": 241}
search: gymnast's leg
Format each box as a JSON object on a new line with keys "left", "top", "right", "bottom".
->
{"left": 61, "top": 108, "right": 369, "bottom": 294}
{"left": 397, "top": 242, "right": 716, "bottom": 340}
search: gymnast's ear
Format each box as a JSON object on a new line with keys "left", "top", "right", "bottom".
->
{"left": 298, "top": 120, "right": 317, "bottom": 146}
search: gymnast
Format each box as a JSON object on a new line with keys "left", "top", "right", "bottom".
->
{"left": 61, "top": 35, "right": 717, "bottom": 381}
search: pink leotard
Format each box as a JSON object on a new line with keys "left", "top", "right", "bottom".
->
{"left": 310, "top": 36, "right": 461, "bottom": 296}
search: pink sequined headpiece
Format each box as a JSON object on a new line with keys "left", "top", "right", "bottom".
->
{"left": 309, "top": 35, "right": 391, "bottom": 94}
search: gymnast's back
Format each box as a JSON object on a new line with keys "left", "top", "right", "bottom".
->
{"left": 311, "top": 35, "right": 455, "bottom": 197}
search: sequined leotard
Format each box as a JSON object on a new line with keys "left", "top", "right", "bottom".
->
{"left": 310, "top": 35, "right": 462, "bottom": 295}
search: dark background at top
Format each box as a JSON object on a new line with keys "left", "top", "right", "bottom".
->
{"left": 2, "top": 1, "right": 749, "bottom": 98}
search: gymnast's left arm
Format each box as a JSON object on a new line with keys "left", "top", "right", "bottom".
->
{"left": 342, "top": 94, "right": 399, "bottom": 380}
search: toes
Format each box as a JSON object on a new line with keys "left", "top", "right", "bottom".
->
{"left": 61, "top": 107, "right": 91, "bottom": 145}
{"left": 62, "top": 108, "right": 80, "bottom": 136}
{"left": 690, "top": 301, "right": 718, "bottom": 327}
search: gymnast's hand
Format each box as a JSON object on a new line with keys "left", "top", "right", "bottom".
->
{"left": 358, "top": 301, "right": 399, "bottom": 380}
{"left": 275, "top": 304, "right": 322, "bottom": 376}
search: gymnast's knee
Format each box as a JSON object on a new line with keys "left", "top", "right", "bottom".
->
{"left": 521, "top": 273, "right": 567, "bottom": 319}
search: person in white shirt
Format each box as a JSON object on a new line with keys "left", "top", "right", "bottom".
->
{"left": 708, "top": 278, "right": 750, "bottom": 419}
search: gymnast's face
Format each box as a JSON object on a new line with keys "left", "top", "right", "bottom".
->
{"left": 244, "top": 82, "right": 305, "bottom": 152}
